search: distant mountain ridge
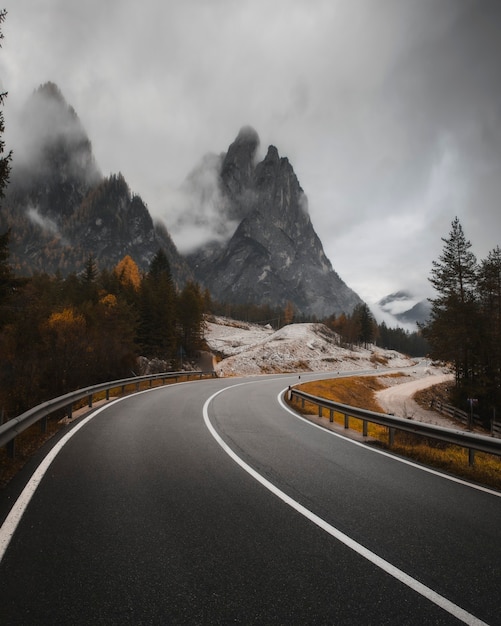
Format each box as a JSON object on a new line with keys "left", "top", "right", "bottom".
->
{"left": 2, "top": 83, "right": 363, "bottom": 317}
{"left": 2, "top": 82, "right": 192, "bottom": 283}
{"left": 377, "top": 291, "right": 431, "bottom": 326}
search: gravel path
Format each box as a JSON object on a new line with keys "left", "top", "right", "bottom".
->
{"left": 375, "top": 372, "right": 456, "bottom": 428}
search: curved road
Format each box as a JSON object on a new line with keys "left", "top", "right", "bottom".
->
{"left": 0, "top": 373, "right": 500, "bottom": 624}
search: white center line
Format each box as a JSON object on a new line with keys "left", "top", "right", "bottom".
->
{"left": 203, "top": 383, "right": 488, "bottom": 626}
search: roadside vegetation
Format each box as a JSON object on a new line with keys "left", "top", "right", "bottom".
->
{"left": 291, "top": 376, "right": 501, "bottom": 492}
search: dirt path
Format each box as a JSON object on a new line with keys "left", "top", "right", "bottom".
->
{"left": 375, "top": 372, "right": 456, "bottom": 428}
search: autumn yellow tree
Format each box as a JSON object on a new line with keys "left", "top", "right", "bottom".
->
{"left": 114, "top": 255, "right": 141, "bottom": 291}
{"left": 40, "top": 307, "right": 88, "bottom": 395}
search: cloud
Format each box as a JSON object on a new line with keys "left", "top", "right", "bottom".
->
{"left": 159, "top": 153, "right": 240, "bottom": 254}
{"left": 26, "top": 205, "right": 59, "bottom": 234}
{"left": 2, "top": 0, "right": 501, "bottom": 306}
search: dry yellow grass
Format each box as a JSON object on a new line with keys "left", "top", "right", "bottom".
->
{"left": 290, "top": 376, "right": 501, "bottom": 491}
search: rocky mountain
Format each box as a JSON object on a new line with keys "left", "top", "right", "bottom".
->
{"left": 2, "top": 84, "right": 363, "bottom": 318}
{"left": 1, "top": 82, "right": 191, "bottom": 283}
{"left": 377, "top": 291, "right": 431, "bottom": 327}
{"left": 186, "top": 127, "right": 363, "bottom": 318}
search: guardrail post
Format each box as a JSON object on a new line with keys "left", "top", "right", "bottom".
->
{"left": 468, "top": 448, "right": 475, "bottom": 466}
{"left": 67, "top": 405, "right": 72, "bottom": 420}
{"left": 88, "top": 394, "right": 93, "bottom": 408}
{"left": 329, "top": 409, "right": 334, "bottom": 423}
{"left": 106, "top": 389, "right": 110, "bottom": 400}
{"left": 389, "top": 427, "right": 395, "bottom": 447}
{"left": 363, "top": 420, "right": 368, "bottom": 437}
{"left": 40, "top": 415, "right": 47, "bottom": 434}
{"left": 318, "top": 406, "right": 323, "bottom": 417}
{"left": 344, "top": 413, "right": 349, "bottom": 429}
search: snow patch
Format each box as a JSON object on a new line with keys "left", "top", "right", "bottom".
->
{"left": 205, "top": 316, "right": 415, "bottom": 377}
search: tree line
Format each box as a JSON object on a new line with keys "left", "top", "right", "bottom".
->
{"left": 423, "top": 217, "right": 501, "bottom": 426}
{"left": 325, "top": 303, "right": 429, "bottom": 356}
{"left": 0, "top": 248, "right": 207, "bottom": 417}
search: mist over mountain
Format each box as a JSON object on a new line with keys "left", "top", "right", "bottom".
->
{"left": 2, "top": 83, "right": 364, "bottom": 318}
{"left": 183, "top": 127, "right": 363, "bottom": 318}
{"left": 1, "top": 82, "right": 191, "bottom": 283}
{"left": 376, "top": 291, "right": 431, "bottom": 328}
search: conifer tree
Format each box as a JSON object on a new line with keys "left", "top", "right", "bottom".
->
{"left": 424, "top": 217, "right": 479, "bottom": 394}
{"left": 0, "top": 9, "right": 11, "bottom": 204}
{"left": 477, "top": 246, "right": 501, "bottom": 410}
{"left": 0, "top": 10, "right": 14, "bottom": 326}
{"left": 138, "top": 249, "right": 177, "bottom": 360}
{"left": 177, "top": 280, "right": 204, "bottom": 357}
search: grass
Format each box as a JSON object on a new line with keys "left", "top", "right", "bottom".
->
{"left": 290, "top": 375, "right": 501, "bottom": 492}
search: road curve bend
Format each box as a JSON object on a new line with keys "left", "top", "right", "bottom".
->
{"left": 0, "top": 373, "right": 499, "bottom": 625}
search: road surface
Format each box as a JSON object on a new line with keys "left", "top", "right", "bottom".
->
{"left": 0, "top": 373, "right": 499, "bottom": 624}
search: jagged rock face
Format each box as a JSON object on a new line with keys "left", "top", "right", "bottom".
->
{"left": 9, "top": 82, "right": 101, "bottom": 220}
{"left": 187, "top": 127, "right": 363, "bottom": 318}
{"left": 2, "top": 83, "right": 191, "bottom": 283}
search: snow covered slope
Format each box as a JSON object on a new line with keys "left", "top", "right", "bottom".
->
{"left": 205, "top": 316, "right": 414, "bottom": 377}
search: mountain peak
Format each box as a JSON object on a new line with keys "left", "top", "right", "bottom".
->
{"left": 187, "top": 129, "right": 363, "bottom": 318}
{"left": 235, "top": 125, "right": 260, "bottom": 146}
{"left": 221, "top": 126, "right": 260, "bottom": 200}
{"left": 264, "top": 144, "right": 280, "bottom": 163}
{"left": 33, "top": 81, "right": 67, "bottom": 103}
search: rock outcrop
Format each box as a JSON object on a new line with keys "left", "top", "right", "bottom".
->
{"left": 2, "top": 82, "right": 191, "bottom": 283}
{"left": 187, "top": 127, "right": 363, "bottom": 318}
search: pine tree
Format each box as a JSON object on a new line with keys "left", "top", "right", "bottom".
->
{"left": 350, "top": 303, "right": 376, "bottom": 348}
{"left": 138, "top": 250, "right": 177, "bottom": 360}
{"left": 477, "top": 246, "right": 501, "bottom": 411}
{"left": 0, "top": 10, "right": 11, "bottom": 205}
{"left": 177, "top": 281, "right": 204, "bottom": 358}
{"left": 424, "top": 217, "right": 479, "bottom": 395}
{"left": 0, "top": 10, "right": 15, "bottom": 328}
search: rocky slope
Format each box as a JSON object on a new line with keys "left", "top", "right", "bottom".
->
{"left": 2, "top": 84, "right": 364, "bottom": 317}
{"left": 2, "top": 82, "right": 191, "bottom": 282}
{"left": 187, "top": 127, "right": 363, "bottom": 318}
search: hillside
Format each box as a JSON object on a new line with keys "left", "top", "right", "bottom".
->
{"left": 204, "top": 316, "right": 415, "bottom": 377}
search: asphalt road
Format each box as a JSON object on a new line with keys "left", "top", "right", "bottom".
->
{"left": 0, "top": 373, "right": 499, "bottom": 624}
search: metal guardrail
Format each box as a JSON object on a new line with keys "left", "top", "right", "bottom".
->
{"left": 0, "top": 370, "right": 217, "bottom": 457}
{"left": 288, "top": 388, "right": 501, "bottom": 466}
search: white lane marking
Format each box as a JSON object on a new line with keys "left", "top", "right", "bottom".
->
{"left": 203, "top": 384, "right": 488, "bottom": 626}
{"left": 278, "top": 389, "right": 501, "bottom": 498}
{"left": 0, "top": 381, "right": 184, "bottom": 564}
{"left": 0, "top": 377, "right": 218, "bottom": 564}
{"left": 0, "top": 397, "right": 124, "bottom": 564}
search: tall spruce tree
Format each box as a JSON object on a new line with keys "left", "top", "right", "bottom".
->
{"left": 138, "top": 250, "right": 177, "bottom": 360}
{"left": 177, "top": 281, "right": 204, "bottom": 357}
{"left": 0, "top": 9, "right": 11, "bottom": 201}
{"left": 0, "top": 9, "right": 14, "bottom": 325}
{"left": 477, "top": 246, "right": 501, "bottom": 411}
{"left": 424, "top": 217, "right": 479, "bottom": 395}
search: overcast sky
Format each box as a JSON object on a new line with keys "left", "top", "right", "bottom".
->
{"left": 1, "top": 0, "right": 501, "bottom": 306}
